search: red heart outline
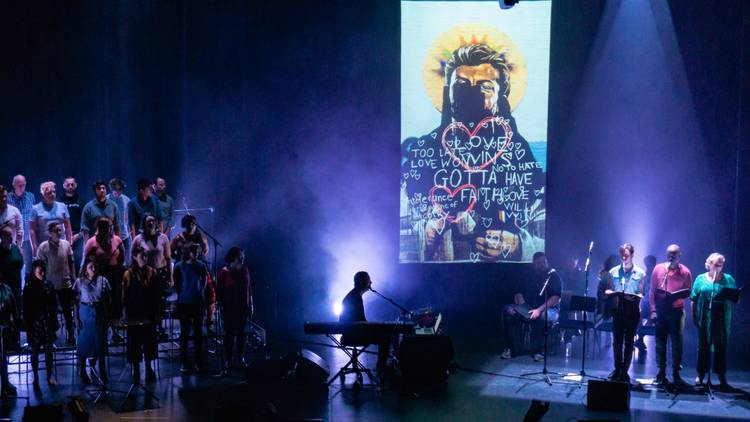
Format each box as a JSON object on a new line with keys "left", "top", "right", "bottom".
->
{"left": 441, "top": 116, "right": 514, "bottom": 173}
{"left": 428, "top": 184, "right": 478, "bottom": 224}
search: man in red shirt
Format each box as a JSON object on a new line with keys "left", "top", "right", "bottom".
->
{"left": 648, "top": 244, "right": 693, "bottom": 385}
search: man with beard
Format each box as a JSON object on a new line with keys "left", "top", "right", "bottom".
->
{"left": 500, "top": 252, "right": 560, "bottom": 360}
{"left": 59, "top": 177, "right": 86, "bottom": 272}
{"left": 153, "top": 177, "right": 174, "bottom": 236}
{"left": 401, "top": 43, "right": 545, "bottom": 262}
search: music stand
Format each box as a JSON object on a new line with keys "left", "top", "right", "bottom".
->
{"left": 113, "top": 318, "right": 160, "bottom": 412}
{"left": 85, "top": 362, "right": 127, "bottom": 405}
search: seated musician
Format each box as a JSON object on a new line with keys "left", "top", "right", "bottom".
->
{"left": 500, "top": 252, "right": 561, "bottom": 361}
{"left": 339, "top": 271, "right": 389, "bottom": 375}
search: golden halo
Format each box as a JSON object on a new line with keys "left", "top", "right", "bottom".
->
{"left": 422, "top": 23, "right": 528, "bottom": 113}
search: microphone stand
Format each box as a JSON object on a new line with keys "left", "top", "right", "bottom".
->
{"left": 577, "top": 242, "right": 601, "bottom": 383}
{"left": 369, "top": 288, "right": 412, "bottom": 319}
{"left": 705, "top": 277, "right": 717, "bottom": 399}
{"left": 522, "top": 271, "right": 562, "bottom": 386}
{"left": 176, "top": 194, "right": 222, "bottom": 275}
{"left": 177, "top": 194, "right": 224, "bottom": 375}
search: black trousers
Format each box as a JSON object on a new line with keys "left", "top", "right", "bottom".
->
{"left": 126, "top": 324, "right": 158, "bottom": 363}
{"left": 56, "top": 287, "right": 75, "bottom": 336}
{"left": 655, "top": 307, "right": 685, "bottom": 372}
{"left": 223, "top": 309, "right": 247, "bottom": 363}
{"left": 502, "top": 304, "right": 546, "bottom": 355}
{"left": 697, "top": 305, "right": 727, "bottom": 376}
{"left": 612, "top": 299, "right": 640, "bottom": 373}
{"left": 178, "top": 303, "right": 204, "bottom": 364}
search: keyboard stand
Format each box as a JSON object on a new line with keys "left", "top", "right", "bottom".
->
{"left": 326, "top": 334, "right": 379, "bottom": 388}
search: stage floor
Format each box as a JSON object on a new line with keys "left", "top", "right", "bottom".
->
{"left": 2, "top": 332, "right": 749, "bottom": 421}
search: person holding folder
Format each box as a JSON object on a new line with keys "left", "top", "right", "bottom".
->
{"left": 605, "top": 243, "right": 646, "bottom": 383}
{"left": 649, "top": 244, "right": 693, "bottom": 385}
{"left": 691, "top": 253, "right": 738, "bottom": 389}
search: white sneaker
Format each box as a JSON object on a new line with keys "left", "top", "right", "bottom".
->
{"left": 533, "top": 353, "right": 544, "bottom": 362}
{"left": 500, "top": 349, "right": 512, "bottom": 359}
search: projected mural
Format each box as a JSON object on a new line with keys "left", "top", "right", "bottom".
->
{"left": 400, "top": 1, "right": 551, "bottom": 263}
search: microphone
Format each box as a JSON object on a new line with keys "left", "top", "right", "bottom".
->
{"left": 369, "top": 287, "right": 378, "bottom": 293}
{"left": 547, "top": 268, "right": 556, "bottom": 275}
{"left": 588, "top": 241, "right": 594, "bottom": 254}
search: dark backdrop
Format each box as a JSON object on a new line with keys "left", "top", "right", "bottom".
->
{"left": 1, "top": 0, "right": 748, "bottom": 367}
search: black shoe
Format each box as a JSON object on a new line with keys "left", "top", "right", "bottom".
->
{"left": 80, "top": 371, "right": 91, "bottom": 385}
{"left": 619, "top": 372, "right": 631, "bottom": 384}
{"left": 672, "top": 371, "right": 686, "bottom": 386}
{"left": 608, "top": 369, "right": 621, "bottom": 381}
{"left": 654, "top": 370, "right": 668, "bottom": 385}
{"left": 718, "top": 375, "right": 732, "bottom": 391}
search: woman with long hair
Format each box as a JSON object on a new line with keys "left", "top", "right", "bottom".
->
{"left": 84, "top": 217, "right": 125, "bottom": 343}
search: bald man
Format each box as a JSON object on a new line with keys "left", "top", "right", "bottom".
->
{"left": 7, "top": 175, "right": 35, "bottom": 285}
{"left": 649, "top": 244, "right": 693, "bottom": 385}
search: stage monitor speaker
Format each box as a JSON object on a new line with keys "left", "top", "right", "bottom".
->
{"left": 586, "top": 379, "right": 629, "bottom": 412}
{"left": 68, "top": 397, "right": 89, "bottom": 422}
{"left": 246, "top": 349, "right": 329, "bottom": 387}
{"left": 246, "top": 357, "right": 292, "bottom": 384}
{"left": 291, "top": 349, "right": 329, "bottom": 386}
{"left": 397, "top": 335, "right": 454, "bottom": 388}
{"left": 215, "top": 406, "right": 254, "bottom": 421}
{"left": 23, "top": 404, "right": 64, "bottom": 422}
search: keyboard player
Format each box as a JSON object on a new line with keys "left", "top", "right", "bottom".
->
{"left": 339, "top": 271, "right": 390, "bottom": 375}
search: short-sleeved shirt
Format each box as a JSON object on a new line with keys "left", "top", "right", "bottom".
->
{"left": 131, "top": 233, "right": 170, "bottom": 269}
{"left": 0, "top": 205, "right": 23, "bottom": 244}
{"left": 36, "top": 239, "right": 74, "bottom": 290}
{"left": 107, "top": 193, "right": 130, "bottom": 240}
{"left": 127, "top": 194, "right": 162, "bottom": 234}
{"left": 30, "top": 201, "right": 70, "bottom": 243}
{"left": 515, "top": 269, "right": 562, "bottom": 310}
{"left": 59, "top": 193, "right": 85, "bottom": 233}
{"left": 156, "top": 193, "right": 174, "bottom": 229}
{"left": 81, "top": 198, "right": 120, "bottom": 235}
{"left": 73, "top": 276, "right": 111, "bottom": 304}
{"left": 7, "top": 191, "right": 35, "bottom": 242}
{"left": 84, "top": 235, "right": 124, "bottom": 267}
{"left": 649, "top": 263, "right": 693, "bottom": 312}
{"left": 609, "top": 264, "right": 646, "bottom": 295}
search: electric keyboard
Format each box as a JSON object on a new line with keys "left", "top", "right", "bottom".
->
{"left": 304, "top": 321, "right": 416, "bottom": 336}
